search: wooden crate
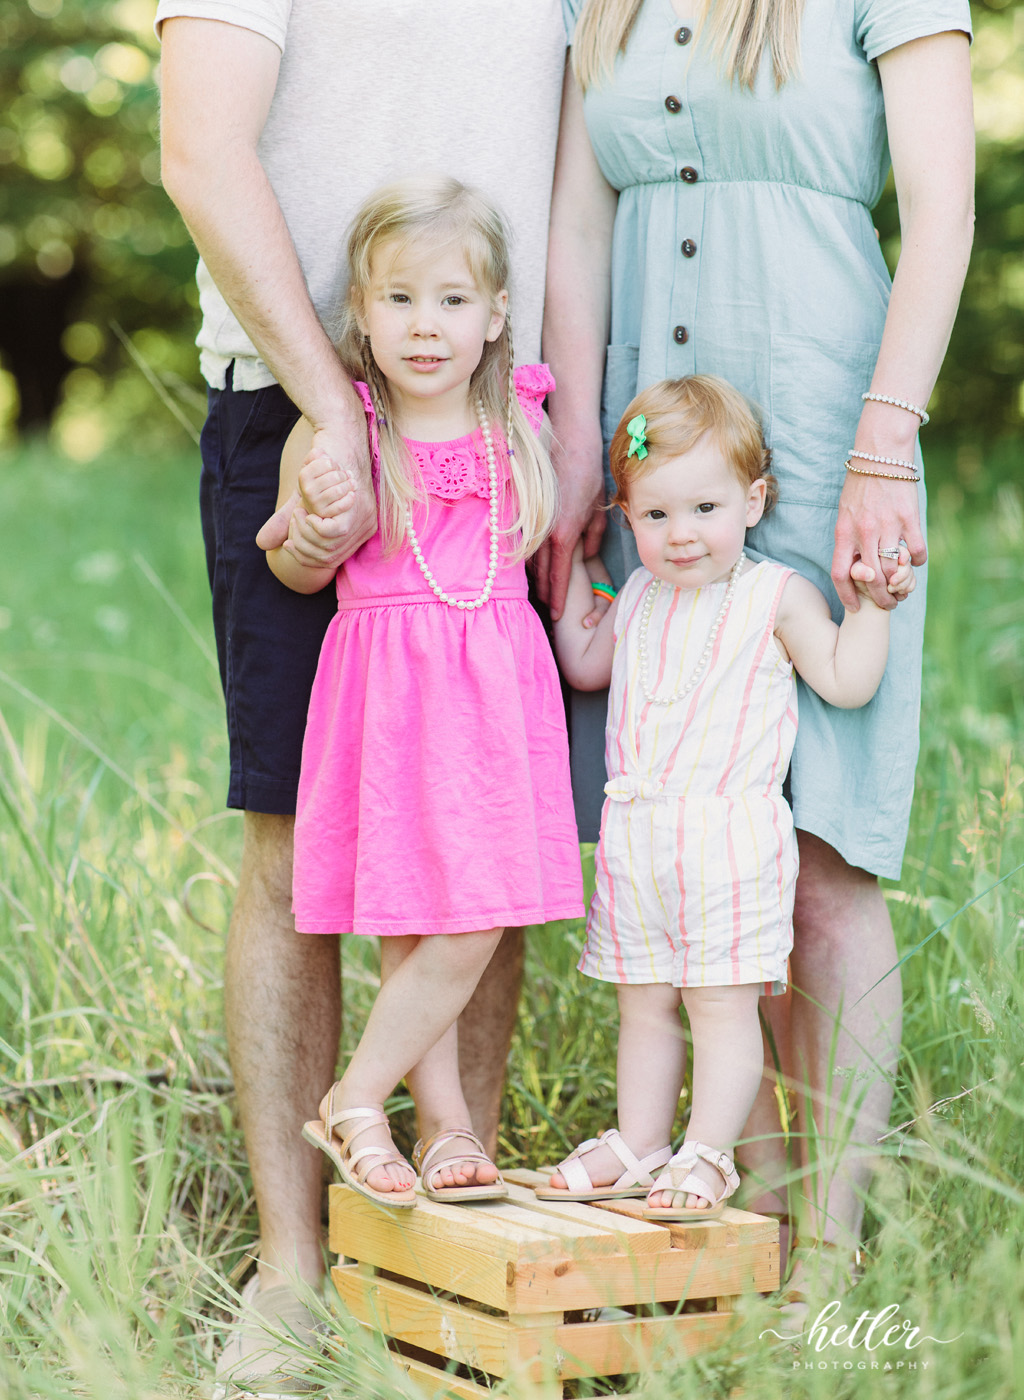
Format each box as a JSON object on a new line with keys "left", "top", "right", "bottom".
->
{"left": 329, "top": 1167, "right": 777, "bottom": 1397}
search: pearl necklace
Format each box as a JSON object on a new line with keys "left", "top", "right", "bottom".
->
{"left": 637, "top": 553, "right": 746, "bottom": 705}
{"left": 405, "top": 398, "right": 500, "bottom": 610}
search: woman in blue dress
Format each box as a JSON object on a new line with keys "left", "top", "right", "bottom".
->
{"left": 536, "top": 0, "right": 973, "bottom": 1304}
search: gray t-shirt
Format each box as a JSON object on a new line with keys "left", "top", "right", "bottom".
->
{"left": 156, "top": 0, "right": 568, "bottom": 388}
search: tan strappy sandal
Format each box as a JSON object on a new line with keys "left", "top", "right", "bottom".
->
{"left": 412, "top": 1128, "right": 508, "bottom": 1203}
{"left": 302, "top": 1088, "right": 416, "bottom": 1209}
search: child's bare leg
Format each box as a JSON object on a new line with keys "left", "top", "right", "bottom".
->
{"left": 549, "top": 982, "right": 685, "bottom": 1188}
{"left": 405, "top": 1024, "right": 500, "bottom": 1189}
{"left": 649, "top": 983, "right": 764, "bottom": 1210}
{"left": 323, "top": 928, "right": 504, "bottom": 1194}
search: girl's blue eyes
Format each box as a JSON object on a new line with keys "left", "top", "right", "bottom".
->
{"left": 386, "top": 293, "right": 467, "bottom": 305}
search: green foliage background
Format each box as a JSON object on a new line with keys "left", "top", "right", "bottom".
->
{"left": 0, "top": 0, "right": 1022, "bottom": 459}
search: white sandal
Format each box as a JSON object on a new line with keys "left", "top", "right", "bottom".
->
{"left": 302, "top": 1088, "right": 416, "bottom": 1209}
{"left": 642, "top": 1140, "right": 740, "bottom": 1221}
{"left": 535, "top": 1129, "right": 673, "bottom": 1202}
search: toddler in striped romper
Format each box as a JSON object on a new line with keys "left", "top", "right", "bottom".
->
{"left": 542, "top": 375, "right": 915, "bottom": 1220}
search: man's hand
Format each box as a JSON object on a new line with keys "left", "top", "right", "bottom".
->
{"left": 257, "top": 419, "right": 376, "bottom": 567}
{"left": 533, "top": 428, "right": 606, "bottom": 620}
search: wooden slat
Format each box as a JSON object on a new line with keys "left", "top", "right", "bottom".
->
{"left": 332, "top": 1212, "right": 515, "bottom": 1312}
{"left": 501, "top": 1181, "right": 670, "bottom": 1255}
{"left": 507, "top": 1170, "right": 777, "bottom": 1252}
{"left": 508, "top": 1240, "right": 778, "bottom": 1313}
{"left": 550, "top": 1310, "right": 737, "bottom": 1375}
{"left": 333, "top": 1264, "right": 530, "bottom": 1379}
{"left": 334, "top": 1265, "right": 739, "bottom": 1383}
{"left": 330, "top": 1184, "right": 644, "bottom": 1264}
{"left": 392, "top": 1352, "right": 497, "bottom": 1400}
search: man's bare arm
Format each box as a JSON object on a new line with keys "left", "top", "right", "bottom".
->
{"left": 159, "top": 17, "right": 375, "bottom": 563}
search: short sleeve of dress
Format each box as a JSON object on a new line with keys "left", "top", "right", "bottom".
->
{"left": 561, "top": 0, "right": 581, "bottom": 42}
{"left": 513, "top": 363, "right": 556, "bottom": 436}
{"left": 154, "top": 0, "right": 291, "bottom": 51}
{"left": 855, "top": 0, "right": 972, "bottom": 63}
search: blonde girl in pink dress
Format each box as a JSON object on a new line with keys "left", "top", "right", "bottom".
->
{"left": 545, "top": 377, "right": 913, "bottom": 1220}
{"left": 266, "top": 176, "right": 583, "bottom": 1208}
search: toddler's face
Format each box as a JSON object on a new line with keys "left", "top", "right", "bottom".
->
{"left": 622, "top": 433, "right": 767, "bottom": 589}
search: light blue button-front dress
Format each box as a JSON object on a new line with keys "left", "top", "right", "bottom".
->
{"left": 563, "top": 0, "right": 971, "bottom": 876}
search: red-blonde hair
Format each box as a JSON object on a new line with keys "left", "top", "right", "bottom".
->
{"left": 609, "top": 375, "right": 778, "bottom": 513}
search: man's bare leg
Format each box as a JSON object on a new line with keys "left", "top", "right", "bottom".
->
{"left": 224, "top": 811, "right": 340, "bottom": 1289}
{"left": 457, "top": 926, "right": 524, "bottom": 1159}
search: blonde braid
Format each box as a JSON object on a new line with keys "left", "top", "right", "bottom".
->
{"left": 503, "top": 310, "right": 516, "bottom": 452}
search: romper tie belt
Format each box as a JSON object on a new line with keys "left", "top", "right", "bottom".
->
{"left": 604, "top": 776, "right": 667, "bottom": 803}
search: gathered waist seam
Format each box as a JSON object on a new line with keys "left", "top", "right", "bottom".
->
{"left": 615, "top": 176, "right": 870, "bottom": 207}
{"left": 335, "top": 589, "right": 527, "bottom": 612}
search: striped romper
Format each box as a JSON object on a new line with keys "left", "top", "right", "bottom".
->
{"left": 580, "top": 560, "right": 798, "bottom": 993}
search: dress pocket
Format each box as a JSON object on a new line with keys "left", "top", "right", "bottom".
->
{"left": 601, "top": 343, "right": 640, "bottom": 448}
{"left": 769, "top": 332, "right": 880, "bottom": 507}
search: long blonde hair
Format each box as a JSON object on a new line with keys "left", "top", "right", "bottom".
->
{"left": 572, "top": 0, "right": 803, "bottom": 92}
{"left": 337, "top": 176, "right": 557, "bottom": 559}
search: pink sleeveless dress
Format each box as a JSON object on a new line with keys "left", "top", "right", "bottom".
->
{"left": 293, "top": 367, "right": 583, "bottom": 936}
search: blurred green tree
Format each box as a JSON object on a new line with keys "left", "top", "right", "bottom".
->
{"left": 0, "top": 0, "right": 199, "bottom": 455}
{"left": 875, "top": 0, "right": 1024, "bottom": 445}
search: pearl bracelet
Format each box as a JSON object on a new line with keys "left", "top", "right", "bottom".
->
{"left": 848, "top": 449, "right": 919, "bottom": 471}
{"left": 862, "top": 392, "right": 930, "bottom": 427}
{"left": 844, "top": 458, "right": 920, "bottom": 483}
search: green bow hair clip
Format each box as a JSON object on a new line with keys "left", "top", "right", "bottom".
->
{"left": 626, "top": 414, "right": 648, "bottom": 460}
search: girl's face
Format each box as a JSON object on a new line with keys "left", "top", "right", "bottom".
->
{"left": 356, "top": 235, "right": 507, "bottom": 421}
{"left": 622, "top": 432, "right": 767, "bottom": 589}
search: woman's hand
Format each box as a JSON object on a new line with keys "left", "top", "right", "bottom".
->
{"left": 533, "top": 425, "right": 606, "bottom": 619}
{"left": 833, "top": 28, "right": 973, "bottom": 610}
{"left": 832, "top": 400, "right": 925, "bottom": 611}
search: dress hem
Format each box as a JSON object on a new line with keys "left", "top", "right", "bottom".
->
{"left": 295, "top": 902, "right": 585, "bottom": 937}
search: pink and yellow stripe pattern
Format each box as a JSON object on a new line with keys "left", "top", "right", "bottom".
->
{"left": 580, "top": 560, "right": 798, "bottom": 991}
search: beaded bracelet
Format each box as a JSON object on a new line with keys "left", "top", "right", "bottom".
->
{"left": 591, "top": 580, "right": 617, "bottom": 601}
{"left": 848, "top": 449, "right": 919, "bottom": 472}
{"left": 862, "top": 392, "right": 930, "bottom": 427}
{"left": 844, "top": 458, "right": 920, "bottom": 483}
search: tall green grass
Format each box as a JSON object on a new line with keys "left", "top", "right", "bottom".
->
{"left": 1, "top": 444, "right": 1021, "bottom": 1397}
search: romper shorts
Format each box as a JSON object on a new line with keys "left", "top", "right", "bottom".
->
{"left": 199, "top": 365, "right": 337, "bottom": 813}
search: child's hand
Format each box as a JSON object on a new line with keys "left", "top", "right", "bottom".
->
{"left": 298, "top": 450, "right": 357, "bottom": 521}
{"left": 847, "top": 546, "right": 915, "bottom": 607}
{"left": 255, "top": 494, "right": 297, "bottom": 552}
{"left": 582, "top": 552, "right": 615, "bottom": 630}
{"left": 886, "top": 546, "right": 916, "bottom": 603}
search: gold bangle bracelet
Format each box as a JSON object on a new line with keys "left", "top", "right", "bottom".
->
{"left": 844, "top": 458, "right": 920, "bottom": 483}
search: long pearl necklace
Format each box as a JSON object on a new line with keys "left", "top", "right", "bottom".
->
{"left": 637, "top": 553, "right": 746, "bottom": 705}
{"left": 405, "top": 398, "right": 500, "bottom": 610}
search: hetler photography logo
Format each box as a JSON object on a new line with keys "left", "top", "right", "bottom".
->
{"left": 760, "top": 1300, "right": 963, "bottom": 1371}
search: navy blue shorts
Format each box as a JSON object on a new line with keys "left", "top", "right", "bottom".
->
{"left": 200, "top": 369, "right": 338, "bottom": 813}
